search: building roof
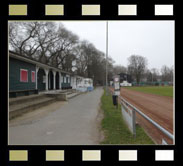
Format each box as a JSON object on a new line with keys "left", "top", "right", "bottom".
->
{"left": 9, "top": 51, "right": 72, "bottom": 75}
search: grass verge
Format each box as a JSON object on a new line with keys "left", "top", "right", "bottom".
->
{"left": 100, "top": 90, "right": 154, "bottom": 144}
{"left": 125, "top": 86, "right": 173, "bottom": 97}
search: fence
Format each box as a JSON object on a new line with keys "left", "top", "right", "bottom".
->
{"left": 109, "top": 88, "right": 174, "bottom": 144}
{"left": 132, "top": 81, "right": 172, "bottom": 86}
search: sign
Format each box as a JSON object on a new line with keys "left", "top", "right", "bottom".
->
{"left": 114, "top": 82, "right": 120, "bottom": 90}
{"left": 121, "top": 101, "right": 136, "bottom": 136}
{"left": 113, "top": 75, "right": 120, "bottom": 93}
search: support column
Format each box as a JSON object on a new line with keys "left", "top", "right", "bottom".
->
{"left": 49, "top": 72, "right": 50, "bottom": 89}
{"left": 71, "top": 76, "right": 73, "bottom": 87}
{"left": 53, "top": 71, "right": 56, "bottom": 90}
{"left": 44, "top": 69, "right": 49, "bottom": 91}
{"left": 35, "top": 66, "right": 39, "bottom": 90}
{"left": 59, "top": 72, "right": 62, "bottom": 89}
{"left": 74, "top": 77, "right": 76, "bottom": 89}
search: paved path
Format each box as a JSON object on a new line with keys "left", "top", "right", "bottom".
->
{"left": 9, "top": 87, "right": 104, "bottom": 145}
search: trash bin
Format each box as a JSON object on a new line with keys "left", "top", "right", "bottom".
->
{"left": 112, "top": 95, "right": 118, "bottom": 106}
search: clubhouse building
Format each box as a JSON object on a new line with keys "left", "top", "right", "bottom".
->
{"left": 9, "top": 51, "right": 93, "bottom": 97}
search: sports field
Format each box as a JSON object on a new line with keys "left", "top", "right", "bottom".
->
{"left": 125, "top": 86, "right": 173, "bottom": 97}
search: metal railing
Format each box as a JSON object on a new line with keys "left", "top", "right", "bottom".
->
{"left": 109, "top": 88, "right": 174, "bottom": 142}
{"left": 118, "top": 95, "right": 174, "bottom": 141}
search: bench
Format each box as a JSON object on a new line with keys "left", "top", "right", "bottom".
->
{"left": 9, "top": 89, "right": 39, "bottom": 98}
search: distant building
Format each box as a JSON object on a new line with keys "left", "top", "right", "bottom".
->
{"left": 118, "top": 73, "right": 132, "bottom": 86}
{"left": 119, "top": 73, "right": 132, "bottom": 82}
{"left": 110, "top": 73, "right": 132, "bottom": 87}
{"left": 76, "top": 77, "right": 93, "bottom": 92}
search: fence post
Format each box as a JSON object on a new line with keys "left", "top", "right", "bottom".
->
{"left": 132, "top": 109, "right": 136, "bottom": 138}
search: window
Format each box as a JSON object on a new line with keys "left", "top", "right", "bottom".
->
{"left": 32, "top": 71, "right": 35, "bottom": 82}
{"left": 20, "top": 69, "right": 28, "bottom": 82}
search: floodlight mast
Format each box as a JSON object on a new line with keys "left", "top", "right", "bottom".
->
{"left": 105, "top": 21, "right": 108, "bottom": 95}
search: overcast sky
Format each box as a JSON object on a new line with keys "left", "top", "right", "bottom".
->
{"left": 60, "top": 21, "right": 174, "bottom": 70}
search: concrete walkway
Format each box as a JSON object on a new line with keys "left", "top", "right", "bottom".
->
{"left": 9, "top": 87, "right": 104, "bottom": 145}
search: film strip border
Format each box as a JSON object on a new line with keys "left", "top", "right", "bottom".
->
{"left": 2, "top": 1, "right": 178, "bottom": 166}
{"left": 7, "top": 149, "right": 176, "bottom": 162}
{"left": 7, "top": 3, "right": 175, "bottom": 17}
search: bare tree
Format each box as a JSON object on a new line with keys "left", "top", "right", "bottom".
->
{"left": 161, "top": 65, "right": 173, "bottom": 82}
{"left": 9, "top": 22, "right": 79, "bottom": 69}
{"left": 170, "top": 66, "right": 174, "bottom": 83}
{"left": 127, "top": 55, "right": 148, "bottom": 84}
{"left": 47, "top": 24, "right": 79, "bottom": 69}
{"left": 74, "top": 41, "right": 90, "bottom": 76}
{"left": 113, "top": 65, "right": 127, "bottom": 75}
{"left": 73, "top": 40, "right": 114, "bottom": 85}
{"left": 151, "top": 68, "right": 159, "bottom": 82}
{"left": 9, "top": 22, "right": 41, "bottom": 57}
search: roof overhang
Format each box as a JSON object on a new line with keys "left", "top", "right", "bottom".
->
{"left": 9, "top": 51, "right": 71, "bottom": 74}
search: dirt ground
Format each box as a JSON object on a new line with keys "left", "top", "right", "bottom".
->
{"left": 120, "top": 88, "right": 174, "bottom": 144}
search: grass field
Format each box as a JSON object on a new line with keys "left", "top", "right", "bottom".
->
{"left": 125, "top": 86, "right": 173, "bottom": 97}
{"left": 100, "top": 90, "right": 154, "bottom": 145}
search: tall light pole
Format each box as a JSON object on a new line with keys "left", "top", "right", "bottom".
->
{"left": 105, "top": 21, "right": 108, "bottom": 95}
